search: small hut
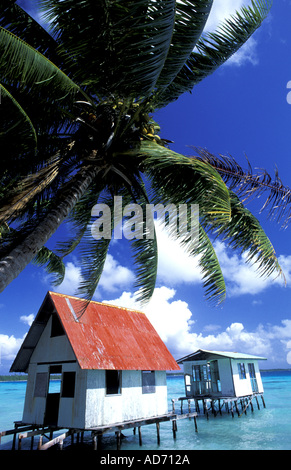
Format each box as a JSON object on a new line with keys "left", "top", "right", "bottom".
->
{"left": 10, "top": 291, "right": 179, "bottom": 430}
{"left": 177, "top": 349, "right": 266, "bottom": 399}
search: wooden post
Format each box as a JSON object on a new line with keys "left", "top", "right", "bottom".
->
{"left": 156, "top": 422, "right": 160, "bottom": 445}
{"left": 261, "top": 395, "right": 266, "bottom": 408}
{"left": 195, "top": 399, "right": 200, "bottom": 413}
{"left": 230, "top": 401, "right": 234, "bottom": 418}
{"left": 97, "top": 433, "right": 102, "bottom": 450}
{"left": 93, "top": 434, "right": 97, "bottom": 451}
{"left": 235, "top": 401, "right": 240, "bottom": 416}
{"left": 255, "top": 395, "right": 260, "bottom": 410}
{"left": 172, "top": 420, "right": 177, "bottom": 439}
{"left": 138, "top": 426, "right": 142, "bottom": 446}
{"left": 194, "top": 416, "right": 198, "bottom": 433}
{"left": 37, "top": 435, "right": 43, "bottom": 450}
{"left": 116, "top": 431, "right": 121, "bottom": 450}
{"left": 218, "top": 399, "right": 222, "bottom": 416}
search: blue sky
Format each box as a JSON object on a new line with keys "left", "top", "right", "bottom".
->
{"left": 2, "top": 0, "right": 291, "bottom": 372}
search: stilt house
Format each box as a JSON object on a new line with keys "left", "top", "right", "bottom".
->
{"left": 177, "top": 349, "right": 266, "bottom": 399}
{"left": 10, "top": 292, "right": 179, "bottom": 429}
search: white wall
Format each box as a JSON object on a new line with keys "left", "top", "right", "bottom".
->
{"left": 231, "top": 360, "right": 264, "bottom": 397}
{"left": 181, "top": 358, "right": 264, "bottom": 398}
{"left": 22, "top": 317, "right": 169, "bottom": 428}
{"left": 22, "top": 316, "right": 77, "bottom": 425}
{"left": 85, "top": 370, "right": 168, "bottom": 428}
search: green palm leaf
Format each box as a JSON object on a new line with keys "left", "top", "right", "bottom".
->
{"left": 40, "top": 0, "right": 176, "bottom": 98}
{"left": 32, "top": 246, "right": 66, "bottom": 286}
{"left": 155, "top": 0, "right": 272, "bottom": 107}
{"left": 156, "top": 0, "right": 213, "bottom": 89}
{"left": 0, "top": 26, "right": 80, "bottom": 97}
{"left": 0, "top": 0, "right": 60, "bottom": 64}
{"left": 135, "top": 141, "right": 231, "bottom": 227}
{"left": 217, "top": 191, "right": 283, "bottom": 280}
{"left": 180, "top": 223, "right": 226, "bottom": 304}
{"left": 0, "top": 83, "right": 37, "bottom": 153}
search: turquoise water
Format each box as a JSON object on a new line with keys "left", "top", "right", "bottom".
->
{"left": 0, "top": 371, "right": 290, "bottom": 450}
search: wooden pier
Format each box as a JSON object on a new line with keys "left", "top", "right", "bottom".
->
{"left": 0, "top": 393, "right": 266, "bottom": 450}
{"left": 0, "top": 409, "right": 198, "bottom": 451}
{"left": 175, "top": 392, "right": 266, "bottom": 419}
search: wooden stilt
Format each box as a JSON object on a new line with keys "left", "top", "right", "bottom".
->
{"left": 37, "top": 435, "right": 43, "bottom": 450}
{"left": 255, "top": 395, "right": 260, "bottom": 410}
{"left": 97, "top": 433, "right": 102, "bottom": 450}
{"left": 194, "top": 416, "right": 198, "bottom": 432}
{"left": 156, "top": 422, "right": 160, "bottom": 445}
{"left": 172, "top": 419, "right": 177, "bottom": 439}
{"left": 138, "top": 426, "right": 142, "bottom": 446}
{"left": 261, "top": 395, "right": 266, "bottom": 408}
{"left": 116, "top": 431, "right": 121, "bottom": 450}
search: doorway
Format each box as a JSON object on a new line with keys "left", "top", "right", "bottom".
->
{"left": 44, "top": 365, "right": 62, "bottom": 425}
{"left": 248, "top": 363, "right": 258, "bottom": 393}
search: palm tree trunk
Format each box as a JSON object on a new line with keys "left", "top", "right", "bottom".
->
{"left": 0, "top": 162, "right": 100, "bottom": 293}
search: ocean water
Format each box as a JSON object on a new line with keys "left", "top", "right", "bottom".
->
{"left": 0, "top": 371, "right": 291, "bottom": 451}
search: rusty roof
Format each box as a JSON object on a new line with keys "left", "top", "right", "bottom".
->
{"left": 11, "top": 291, "right": 179, "bottom": 372}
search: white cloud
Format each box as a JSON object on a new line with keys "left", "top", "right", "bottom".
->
{"left": 214, "top": 241, "right": 287, "bottom": 297}
{"left": 97, "top": 254, "right": 134, "bottom": 294}
{"left": 205, "top": 0, "right": 250, "bottom": 32}
{"left": 53, "top": 255, "right": 134, "bottom": 298}
{"left": 54, "top": 261, "right": 83, "bottom": 296}
{"left": 0, "top": 334, "right": 24, "bottom": 362}
{"left": 156, "top": 227, "right": 288, "bottom": 298}
{"left": 155, "top": 222, "right": 202, "bottom": 286}
{"left": 104, "top": 286, "right": 291, "bottom": 366}
{"left": 20, "top": 314, "right": 35, "bottom": 327}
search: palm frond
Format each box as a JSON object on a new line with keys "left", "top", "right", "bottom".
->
{"left": 194, "top": 147, "right": 291, "bottom": 227}
{"left": 0, "top": 82, "right": 37, "bottom": 159}
{"left": 40, "top": 0, "right": 176, "bottom": 98}
{"left": 128, "top": 185, "right": 158, "bottom": 304}
{"left": 134, "top": 141, "right": 231, "bottom": 227}
{"left": 155, "top": 0, "right": 213, "bottom": 89}
{"left": 216, "top": 191, "right": 283, "bottom": 280}
{"left": 0, "top": 0, "right": 61, "bottom": 64}
{"left": 32, "top": 246, "right": 65, "bottom": 286}
{"left": 155, "top": 0, "right": 272, "bottom": 108}
{"left": 0, "top": 26, "right": 80, "bottom": 96}
{"left": 0, "top": 155, "right": 61, "bottom": 225}
{"left": 180, "top": 223, "right": 226, "bottom": 304}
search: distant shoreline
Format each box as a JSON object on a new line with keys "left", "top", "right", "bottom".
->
{"left": 1, "top": 369, "right": 291, "bottom": 382}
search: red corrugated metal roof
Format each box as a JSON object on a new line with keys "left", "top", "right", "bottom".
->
{"left": 11, "top": 292, "right": 179, "bottom": 372}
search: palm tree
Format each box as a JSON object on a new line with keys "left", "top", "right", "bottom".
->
{"left": 0, "top": 0, "right": 288, "bottom": 306}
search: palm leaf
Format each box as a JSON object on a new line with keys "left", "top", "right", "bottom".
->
{"left": 76, "top": 191, "right": 116, "bottom": 302}
{"left": 128, "top": 184, "right": 158, "bottom": 304}
{"left": 194, "top": 147, "right": 291, "bottom": 227}
{"left": 0, "top": 26, "right": 80, "bottom": 96}
{"left": 0, "top": 0, "right": 61, "bottom": 64}
{"left": 0, "top": 155, "right": 61, "bottom": 225}
{"left": 155, "top": 0, "right": 213, "bottom": 89}
{"left": 40, "top": 0, "right": 176, "bottom": 98}
{"left": 155, "top": 0, "right": 272, "bottom": 108}
{"left": 216, "top": 191, "right": 283, "bottom": 280}
{"left": 32, "top": 246, "right": 65, "bottom": 286}
{"left": 0, "top": 82, "right": 37, "bottom": 153}
{"left": 134, "top": 141, "right": 231, "bottom": 227}
{"left": 180, "top": 222, "right": 226, "bottom": 304}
